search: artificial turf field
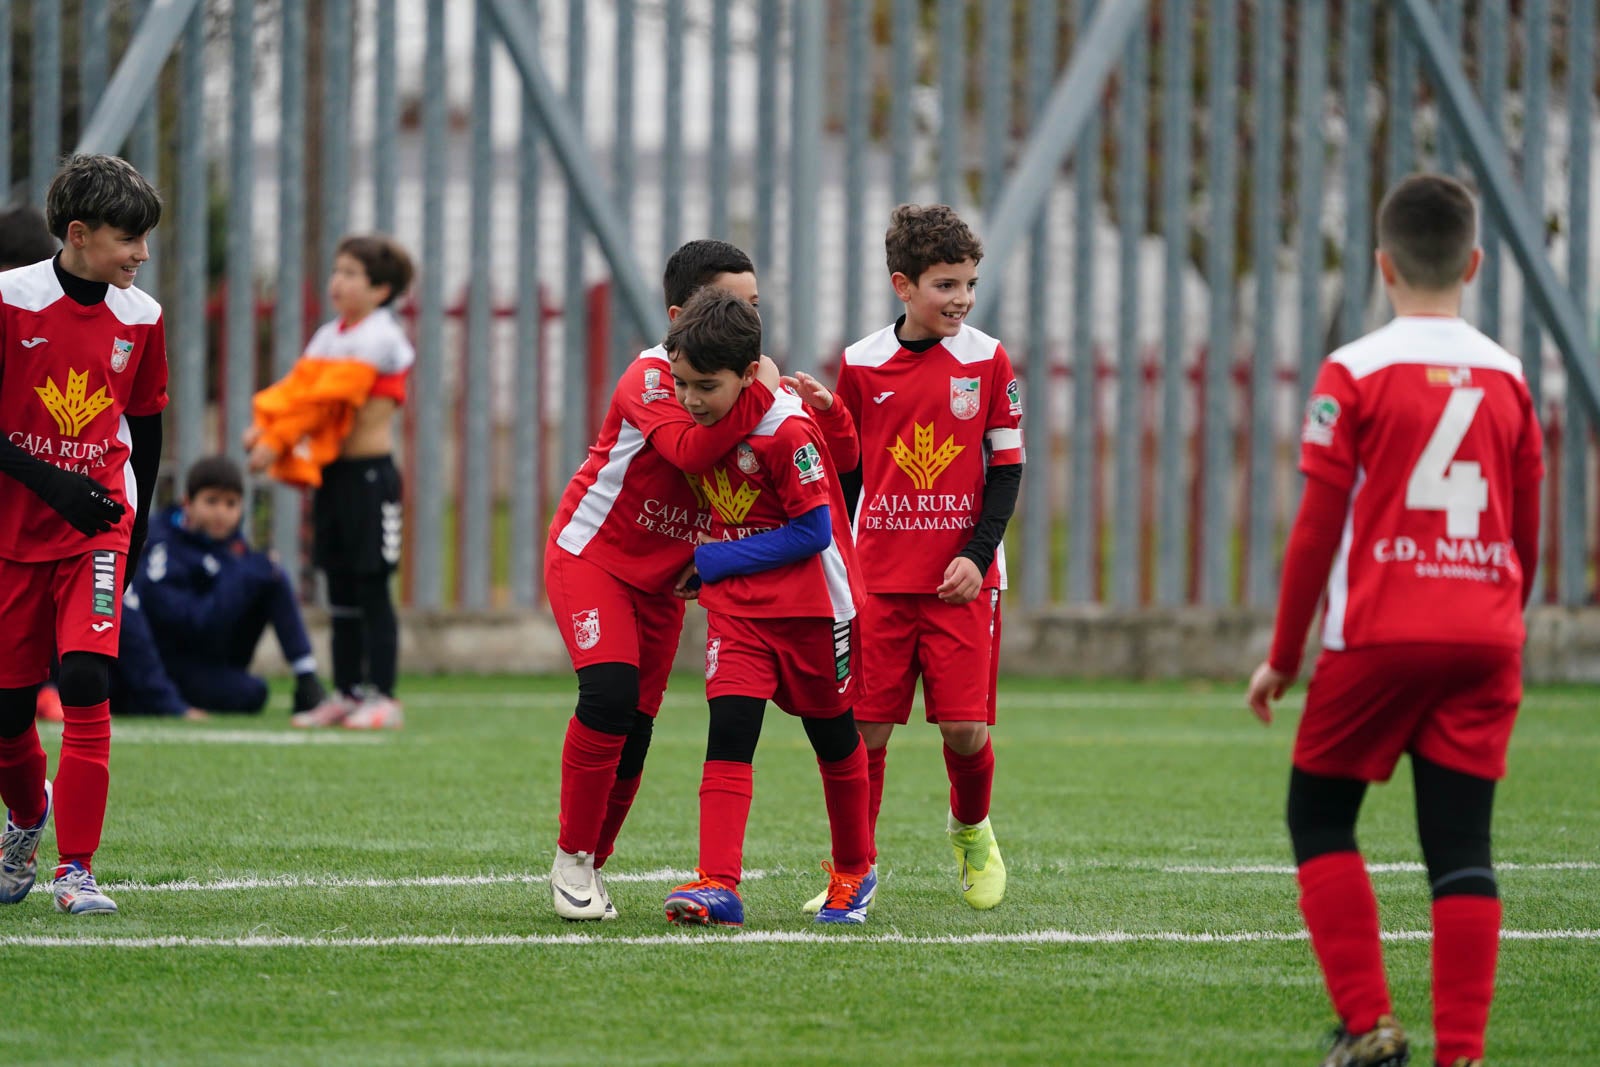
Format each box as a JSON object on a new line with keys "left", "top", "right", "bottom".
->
{"left": 1, "top": 675, "right": 1595, "bottom": 1066}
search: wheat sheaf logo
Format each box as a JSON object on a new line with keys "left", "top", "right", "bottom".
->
{"left": 888, "top": 422, "right": 964, "bottom": 490}
{"left": 36, "top": 368, "right": 114, "bottom": 437}
{"left": 699, "top": 468, "right": 761, "bottom": 525}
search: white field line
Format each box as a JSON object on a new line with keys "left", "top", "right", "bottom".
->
{"left": 23, "top": 860, "right": 1592, "bottom": 897}
{"left": 37, "top": 725, "right": 386, "bottom": 746}
{"left": 3, "top": 928, "right": 1597, "bottom": 950}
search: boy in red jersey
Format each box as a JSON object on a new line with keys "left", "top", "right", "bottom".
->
{"left": 1247, "top": 174, "right": 1543, "bottom": 1067}
{"left": 544, "top": 241, "right": 780, "bottom": 920}
{"left": 794, "top": 204, "right": 1023, "bottom": 911}
{"left": 658, "top": 287, "right": 873, "bottom": 928}
{"left": 0, "top": 154, "right": 167, "bottom": 914}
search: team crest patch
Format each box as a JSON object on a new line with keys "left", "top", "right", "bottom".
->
{"left": 111, "top": 338, "right": 134, "bottom": 373}
{"left": 640, "top": 366, "right": 671, "bottom": 403}
{"left": 571, "top": 609, "right": 601, "bottom": 651}
{"left": 705, "top": 637, "right": 721, "bottom": 680}
{"left": 792, "top": 442, "right": 825, "bottom": 484}
{"left": 736, "top": 442, "right": 760, "bottom": 474}
{"left": 950, "top": 377, "right": 981, "bottom": 420}
{"left": 1302, "top": 394, "right": 1340, "bottom": 447}
{"left": 1006, "top": 378, "right": 1022, "bottom": 417}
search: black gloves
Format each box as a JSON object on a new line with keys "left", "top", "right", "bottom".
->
{"left": 0, "top": 437, "right": 125, "bottom": 535}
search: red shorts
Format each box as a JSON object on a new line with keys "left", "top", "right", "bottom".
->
{"left": 544, "top": 545, "right": 685, "bottom": 716}
{"left": 1294, "top": 643, "right": 1522, "bottom": 782}
{"left": 855, "top": 590, "right": 1001, "bottom": 725}
{"left": 703, "top": 612, "right": 857, "bottom": 718}
{"left": 0, "top": 552, "right": 126, "bottom": 688}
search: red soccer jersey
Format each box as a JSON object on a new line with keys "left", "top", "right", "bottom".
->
{"left": 0, "top": 261, "right": 169, "bottom": 563}
{"left": 695, "top": 392, "right": 863, "bottom": 622}
{"left": 1299, "top": 316, "right": 1543, "bottom": 651}
{"left": 549, "top": 346, "right": 774, "bottom": 595}
{"left": 834, "top": 322, "right": 1024, "bottom": 593}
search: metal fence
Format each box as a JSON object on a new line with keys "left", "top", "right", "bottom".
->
{"left": 8, "top": 0, "right": 1599, "bottom": 614}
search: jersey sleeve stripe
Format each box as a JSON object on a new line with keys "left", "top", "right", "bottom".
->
{"left": 555, "top": 420, "right": 647, "bottom": 556}
{"left": 1319, "top": 467, "right": 1365, "bottom": 652}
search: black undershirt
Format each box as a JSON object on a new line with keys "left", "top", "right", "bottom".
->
{"left": 53, "top": 253, "right": 110, "bottom": 306}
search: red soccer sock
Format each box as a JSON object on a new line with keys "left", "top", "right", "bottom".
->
{"left": 817, "top": 737, "right": 870, "bottom": 875}
{"left": 593, "top": 772, "right": 643, "bottom": 870}
{"left": 0, "top": 724, "right": 49, "bottom": 828}
{"left": 865, "top": 745, "right": 886, "bottom": 865}
{"left": 54, "top": 700, "right": 112, "bottom": 871}
{"left": 1298, "top": 851, "right": 1392, "bottom": 1034}
{"left": 698, "top": 760, "right": 753, "bottom": 888}
{"left": 944, "top": 737, "right": 994, "bottom": 827}
{"left": 1432, "top": 894, "right": 1501, "bottom": 1064}
{"left": 555, "top": 718, "right": 628, "bottom": 856}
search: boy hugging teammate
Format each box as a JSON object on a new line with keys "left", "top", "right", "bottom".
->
{"left": 659, "top": 287, "right": 874, "bottom": 928}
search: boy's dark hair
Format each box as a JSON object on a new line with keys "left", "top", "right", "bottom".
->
{"left": 335, "top": 233, "right": 415, "bottom": 306}
{"left": 44, "top": 154, "right": 163, "bottom": 239}
{"left": 1377, "top": 174, "right": 1478, "bottom": 291}
{"left": 885, "top": 203, "right": 983, "bottom": 283}
{"left": 663, "top": 286, "right": 762, "bottom": 376}
{"left": 0, "top": 205, "right": 57, "bottom": 269}
{"left": 185, "top": 455, "right": 245, "bottom": 500}
{"left": 662, "top": 239, "right": 755, "bottom": 310}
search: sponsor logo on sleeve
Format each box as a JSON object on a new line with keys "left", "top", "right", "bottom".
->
{"left": 571, "top": 608, "right": 601, "bottom": 651}
{"left": 641, "top": 367, "right": 672, "bottom": 403}
{"left": 1302, "top": 395, "right": 1340, "bottom": 447}
{"left": 792, "top": 442, "right": 826, "bottom": 484}
{"left": 1006, "top": 378, "right": 1022, "bottom": 417}
{"left": 950, "top": 377, "right": 981, "bottom": 420}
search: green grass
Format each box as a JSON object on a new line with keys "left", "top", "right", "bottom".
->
{"left": 3, "top": 677, "right": 1595, "bottom": 1065}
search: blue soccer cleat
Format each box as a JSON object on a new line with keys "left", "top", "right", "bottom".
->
{"left": 0, "top": 779, "right": 51, "bottom": 905}
{"left": 814, "top": 861, "right": 876, "bottom": 925}
{"left": 664, "top": 871, "right": 744, "bottom": 927}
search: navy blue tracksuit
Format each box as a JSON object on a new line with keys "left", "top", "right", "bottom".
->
{"left": 118, "top": 507, "right": 314, "bottom": 714}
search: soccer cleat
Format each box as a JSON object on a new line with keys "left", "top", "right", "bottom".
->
{"left": 594, "top": 867, "right": 618, "bottom": 921}
{"left": 291, "top": 690, "right": 362, "bottom": 728}
{"left": 664, "top": 872, "right": 744, "bottom": 927}
{"left": 814, "top": 861, "right": 876, "bottom": 925}
{"left": 0, "top": 779, "right": 52, "bottom": 904}
{"left": 52, "top": 861, "right": 118, "bottom": 915}
{"left": 550, "top": 848, "right": 607, "bottom": 920}
{"left": 948, "top": 813, "right": 1007, "bottom": 910}
{"left": 1319, "top": 1015, "right": 1410, "bottom": 1067}
{"left": 343, "top": 695, "right": 404, "bottom": 730}
{"left": 802, "top": 862, "right": 877, "bottom": 915}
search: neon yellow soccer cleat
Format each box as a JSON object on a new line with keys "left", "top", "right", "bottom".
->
{"left": 948, "top": 814, "right": 1006, "bottom": 909}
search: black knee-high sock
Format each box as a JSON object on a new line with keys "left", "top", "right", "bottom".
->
{"left": 326, "top": 571, "right": 365, "bottom": 697}
{"left": 356, "top": 572, "right": 399, "bottom": 697}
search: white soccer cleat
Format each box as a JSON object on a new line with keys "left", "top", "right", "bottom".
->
{"left": 291, "top": 691, "right": 362, "bottom": 728}
{"left": 550, "top": 848, "right": 607, "bottom": 921}
{"left": 0, "top": 779, "right": 51, "bottom": 905}
{"left": 342, "top": 695, "right": 404, "bottom": 730}
{"left": 52, "top": 861, "right": 118, "bottom": 915}
{"left": 594, "top": 866, "right": 619, "bottom": 920}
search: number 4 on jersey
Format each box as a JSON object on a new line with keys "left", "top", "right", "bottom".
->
{"left": 1406, "top": 387, "right": 1489, "bottom": 540}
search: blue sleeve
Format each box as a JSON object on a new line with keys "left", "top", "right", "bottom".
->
{"left": 694, "top": 505, "right": 832, "bottom": 584}
{"left": 114, "top": 593, "right": 192, "bottom": 717}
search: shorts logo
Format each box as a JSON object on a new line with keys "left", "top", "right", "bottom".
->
{"left": 950, "top": 377, "right": 981, "bottom": 420}
{"left": 831, "top": 620, "right": 852, "bottom": 688}
{"left": 792, "top": 442, "right": 825, "bottom": 485}
{"left": 111, "top": 338, "right": 134, "bottom": 373}
{"left": 571, "top": 609, "right": 601, "bottom": 651}
{"left": 705, "top": 637, "right": 721, "bottom": 680}
{"left": 1006, "top": 379, "right": 1022, "bottom": 417}
{"left": 736, "top": 442, "right": 760, "bottom": 475}
{"left": 36, "top": 368, "right": 114, "bottom": 436}
{"left": 91, "top": 551, "right": 118, "bottom": 617}
{"left": 91, "top": 621, "right": 113, "bottom": 634}
{"left": 1302, "top": 394, "right": 1341, "bottom": 447}
{"left": 641, "top": 366, "right": 671, "bottom": 403}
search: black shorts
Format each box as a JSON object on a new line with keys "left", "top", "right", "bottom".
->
{"left": 313, "top": 456, "right": 403, "bottom": 575}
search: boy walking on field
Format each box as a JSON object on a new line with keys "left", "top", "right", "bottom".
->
{"left": 0, "top": 154, "right": 168, "bottom": 914}
{"left": 1247, "top": 174, "right": 1543, "bottom": 1067}
{"left": 794, "top": 203, "right": 1023, "bottom": 911}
